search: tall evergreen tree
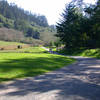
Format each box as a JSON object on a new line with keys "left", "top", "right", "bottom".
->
{"left": 56, "top": 0, "right": 100, "bottom": 49}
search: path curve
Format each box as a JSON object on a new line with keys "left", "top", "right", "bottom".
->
{"left": 0, "top": 56, "right": 100, "bottom": 100}
{"left": 41, "top": 47, "right": 49, "bottom": 51}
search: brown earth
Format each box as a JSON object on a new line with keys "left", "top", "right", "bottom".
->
{"left": 0, "top": 44, "right": 30, "bottom": 50}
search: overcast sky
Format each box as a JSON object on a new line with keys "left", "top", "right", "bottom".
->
{"left": 7, "top": 0, "right": 96, "bottom": 25}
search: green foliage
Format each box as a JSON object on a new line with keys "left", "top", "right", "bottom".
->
{"left": 0, "top": 22, "right": 3, "bottom": 27}
{"left": 49, "top": 41, "right": 54, "bottom": 47}
{"left": 85, "top": 0, "right": 100, "bottom": 48}
{"left": 56, "top": 2, "right": 84, "bottom": 48}
{"left": 14, "top": 19, "right": 29, "bottom": 32}
{"left": 0, "top": 0, "right": 49, "bottom": 27}
{"left": 0, "top": 14, "right": 6, "bottom": 23}
{"left": 0, "top": 14, "right": 14, "bottom": 28}
{"left": 58, "top": 48, "right": 100, "bottom": 58}
{"left": 54, "top": 40, "right": 62, "bottom": 47}
{"left": 56, "top": 0, "right": 100, "bottom": 49}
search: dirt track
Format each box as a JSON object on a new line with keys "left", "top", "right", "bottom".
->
{"left": 0, "top": 56, "right": 100, "bottom": 100}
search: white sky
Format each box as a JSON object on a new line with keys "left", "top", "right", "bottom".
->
{"left": 7, "top": 0, "right": 96, "bottom": 25}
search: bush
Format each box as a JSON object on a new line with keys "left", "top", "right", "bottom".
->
{"left": 0, "top": 23, "right": 3, "bottom": 27}
{"left": 17, "top": 45, "right": 22, "bottom": 49}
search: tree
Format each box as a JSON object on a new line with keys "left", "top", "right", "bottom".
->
{"left": 56, "top": 0, "right": 100, "bottom": 49}
{"left": 56, "top": 1, "right": 84, "bottom": 49}
{"left": 84, "top": 0, "right": 100, "bottom": 48}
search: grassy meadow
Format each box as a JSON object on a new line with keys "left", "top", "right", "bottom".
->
{"left": 0, "top": 41, "right": 25, "bottom": 46}
{"left": 0, "top": 46, "right": 75, "bottom": 82}
{"left": 0, "top": 47, "right": 46, "bottom": 53}
{"left": 0, "top": 41, "right": 30, "bottom": 51}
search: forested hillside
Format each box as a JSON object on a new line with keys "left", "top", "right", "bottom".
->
{"left": 0, "top": 0, "right": 57, "bottom": 45}
{"left": 56, "top": 0, "right": 100, "bottom": 49}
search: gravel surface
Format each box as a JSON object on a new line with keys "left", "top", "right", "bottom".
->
{"left": 0, "top": 56, "right": 100, "bottom": 100}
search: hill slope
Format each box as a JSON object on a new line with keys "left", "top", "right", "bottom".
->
{"left": 0, "top": 28, "right": 43, "bottom": 45}
{"left": 0, "top": 0, "right": 57, "bottom": 44}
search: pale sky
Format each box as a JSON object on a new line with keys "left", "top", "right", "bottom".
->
{"left": 7, "top": 0, "right": 96, "bottom": 25}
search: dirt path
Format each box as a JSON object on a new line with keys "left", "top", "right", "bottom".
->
{"left": 0, "top": 56, "right": 100, "bottom": 100}
{"left": 41, "top": 47, "right": 49, "bottom": 51}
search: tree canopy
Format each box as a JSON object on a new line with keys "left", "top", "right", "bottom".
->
{"left": 56, "top": 0, "right": 100, "bottom": 49}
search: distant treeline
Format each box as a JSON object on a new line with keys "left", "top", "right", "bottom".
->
{"left": 0, "top": 0, "right": 48, "bottom": 27}
{"left": 0, "top": 0, "right": 57, "bottom": 44}
{"left": 56, "top": 0, "right": 100, "bottom": 49}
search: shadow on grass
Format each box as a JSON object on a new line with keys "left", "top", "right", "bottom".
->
{"left": 0, "top": 57, "right": 100, "bottom": 100}
{"left": 0, "top": 55, "right": 74, "bottom": 82}
{"left": 58, "top": 48, "right": 86, "bottom": 55}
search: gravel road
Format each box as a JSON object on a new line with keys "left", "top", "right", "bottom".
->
{"left": 0, "top": 56, "right": 100, "bottom": 100}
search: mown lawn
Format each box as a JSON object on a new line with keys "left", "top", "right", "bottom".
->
{"left": 0, "top": 47, "right": 75, "bottom": 82}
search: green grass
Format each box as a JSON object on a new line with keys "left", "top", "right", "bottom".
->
{"left": 0, "top": 47, "right": 75, "bottom": 82}
{"left": 0, "top": 41, "right": 26, "bottom": 46}
{"left": 79, "top": 49, "right": 100, "bottom": 58}
{"left": 0, "top": 47, "right": 47, "bottom": 53}
{"left": 17, "top": 47, "right": 46, "bottom": 53}
{"left": 58, "top": 48, "right": 100, "bottom": 58}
